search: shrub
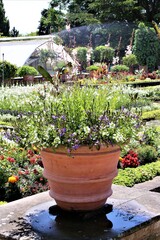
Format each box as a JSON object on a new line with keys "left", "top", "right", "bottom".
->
{"left": 16, "top": 65, "right": 39, "bottom": 77}
{"left": 142, "top": 109, "right": 160, "bottom": 120}
{"left": 122, "top": 54, "right": 138, "bottom": 68}
{"left": 86, "top": 65, "right": 100, "bottom": 71}
{"left": 137, "top": 145, "right": 158, "bottom": 165}
{"left": 111, "top": 64, "right": 129, "bottom": 73}
{"left": 93, "top": 45, "right": 115, "bottom": 63}
{"left": 75, "top": 47, "right": 88, "bottom": 69}
{"left": 114, "top": 160, "right": 160, "bottom": 187}
{"left": 0, "top": 60, "right": 17, "bottom": 84}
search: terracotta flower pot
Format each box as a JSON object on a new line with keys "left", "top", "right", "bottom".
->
{"left": 41, "top": 145, "right": 120, "bottom": 211}
{"left": 23, "top": 75, "right": 34, "bottom": 85}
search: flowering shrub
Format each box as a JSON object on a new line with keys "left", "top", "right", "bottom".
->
{"left": 0, "top": 139, "right": 49, "bottom": 202}
{"left": 120, "top": 150, "right": 140, "bottom": 169}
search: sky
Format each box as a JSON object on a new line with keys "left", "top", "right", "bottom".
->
{"left": 3, "top": 0, "right": 50, "bottom": 35}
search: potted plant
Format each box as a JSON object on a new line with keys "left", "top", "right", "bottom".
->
{"left": 16, "top": 65, "right": 39, "bottom": 85}
{"left": 11, "top": 67, "right": 144, "bottom": 212}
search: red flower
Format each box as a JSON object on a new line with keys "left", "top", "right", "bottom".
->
{"left": 7, "top": 157, "right": 16, "bottom": 163}
{"left": 25, "top": 170, "right": 30, "bottom": 175}
{"left": 0, "top": 155, "right": 4, "bottom": 160}
{"left": 33, "top": 169, "right": 39, "bottom": 175}
{"left": 121, "top": 150, "right": 140, "bottom": 169}
{"left": 30, "top": 157, "right": 36, "bottom": 164}
{"left": 27, "top": 149, "right": 34, "bottom": 158}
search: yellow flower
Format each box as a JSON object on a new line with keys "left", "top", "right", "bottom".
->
{"left": 8, "top": 176, "right": 18, "bottom": 183}
{"left": 32, "top": 145, "right": 38, "bottom": 151}
{"left": 119, "top": 157, "right": 123, "bottom": 162}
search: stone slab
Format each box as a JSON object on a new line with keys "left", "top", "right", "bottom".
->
{"left": 0, "top": 183, "right": 159, "bottom": 240}
{"left": 133, "top": 176, "right": 160, "bottom": 191}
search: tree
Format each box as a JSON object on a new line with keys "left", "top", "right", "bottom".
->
{"left": 66, "top": 0, "right": 100, "bottom": 27}
{"left": 88, "top": 0, "right": 142, "bottom": 23}
{"left": 10, "top": 27, "right": 19, "bottom": 37}
{"left": 38, "top": 1, "right": 66, "bottom": 35}
{"left": 53, "top": 0, "right": 160, "bottom": 27}
{"left": 137, "top": 0, "right": 160, "bottom": 23}
{"left": 152, "top": 21, "right": 160, "bottom": 67}
{"left": 132, "top": 23, "right": 160, "bottom": 71}
{"left": 0, "top": 0, "right": 10, "bottom": 36}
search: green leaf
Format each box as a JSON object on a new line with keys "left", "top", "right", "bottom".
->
{"left": 38, "top": 65, "right": 53, "bottom": 83}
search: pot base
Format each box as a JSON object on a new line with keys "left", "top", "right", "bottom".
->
{"left": 49, "top": 203, "right": 113, "bottom": 218}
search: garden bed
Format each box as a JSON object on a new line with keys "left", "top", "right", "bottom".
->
{"left": 0, "top": 83, "right": 160, "bottom": 203}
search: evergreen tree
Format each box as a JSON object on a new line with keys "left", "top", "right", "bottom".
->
{"left": 0, "top": 0, "right": 10, "bottom": 37}
{"left": 38, "top": 1, "right": 66, "bottom": 35}
{"left": 10, "top": 27, "right": 19, "bottom": 37}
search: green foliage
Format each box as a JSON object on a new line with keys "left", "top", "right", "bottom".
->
{"left": 12, "top": 84, "right": 143, "bottom": 151}
{"left": 0, "top": 138, "right": 48, "bottom": 202}
{"left": 137, "top": 145, "right": 158, "bottom": 165}
{"left": 38, "top": 6, "right": 66, "bottom": 35}
{"left": 93, "top": 45, "right": 115, "bottom": 63}
{"left": 114, "top": 161, "right": 160, "bottom": 187}
{"left": 86, "top": 65, "right": 100, "bottom": 71}
{"left": 0, "top": 201, "right": 7, "bottom": 205}
{"left": 38, "top": 65, "right": 53, "bottom": 82}
{"left": 142, "top": 127, "right": 160, "bottom": 148}
{"left": 133, "top": 23, "right": 160, "bottom": 71}
{"left": 0, "top": 0, "right": 10, "bottom": 36}
{"left": 152, "top": 21, "right": 160, "bottom": 40}
{"left": 75, "top": 47, "right": 88, "bottom": 69}
{"left": 142, "top": 109, "right": 160, "bottom": 120}
{"left": 111, "top": 64, "right": 129, "bottom": 72}
{"left": 51, "top": 0, "right": 160, "bottom": 29}
{"left": 39, "top": 49, "right": 57, "bottom": 68}
{"left": 0, "top": 60, "right": 17, "bottom": 81}
{"left": 16, "top": 65, "right": 39, "bottom": 77}
{"left": 122, "top": 54, "right": 137, "bottom": 67}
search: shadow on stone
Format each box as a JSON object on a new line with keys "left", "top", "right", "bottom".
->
{"left": 150, "top": 187, "right": 160, "bottom": 193}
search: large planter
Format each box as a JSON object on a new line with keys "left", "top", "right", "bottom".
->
{"left": 41, "top": 145, "right": 120, "bottom": 211}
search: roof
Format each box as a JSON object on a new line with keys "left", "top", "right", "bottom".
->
{"left": 0, "top": 35, "right": 53, "bottom": 67}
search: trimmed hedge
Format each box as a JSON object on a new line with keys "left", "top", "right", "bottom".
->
{"left": 113, "top": 160, "right": 160, "bottom": 187}
{"left": 142, "top": 109, "right": 160, "bottom": 120}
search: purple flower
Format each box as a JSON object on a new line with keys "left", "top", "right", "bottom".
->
{"left": 61, "top": 115, "right": 66, "bottom": 121}
{"left": 59, "top": 128, "right": 66, "bottom": 137}
{"left": 52, "top": 115, "right": 58, "bottom": 120}
{"left": 72, "top": 144, "right": 80, "bottom": 150}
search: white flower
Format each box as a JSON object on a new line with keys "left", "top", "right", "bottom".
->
{"left": 113, "top": 131, "right": 125, "bottom": 142}
{"left": 83, "top": 126, "right": 90, "bottom": 134}
{"left": 109, "top": 122, "right": 115, "bottom": 129}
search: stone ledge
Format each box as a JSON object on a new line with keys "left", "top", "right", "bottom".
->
{"left": 0, "top": 183, "right": 159, "bottom": 240}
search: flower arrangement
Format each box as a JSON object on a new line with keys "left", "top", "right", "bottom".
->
{"left": 11, "top": 82, "right": 144, "bottom": 153}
